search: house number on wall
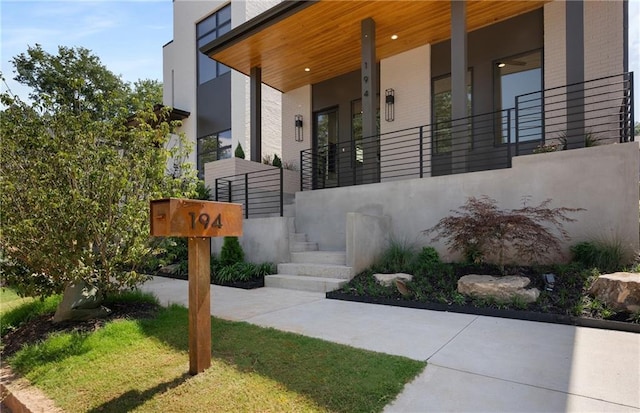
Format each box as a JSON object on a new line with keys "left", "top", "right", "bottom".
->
{"left": 188, "top": 212, "right": 223, "bottom": 230}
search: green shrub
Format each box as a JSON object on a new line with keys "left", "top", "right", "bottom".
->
{"left": 139, "top": 237, "right": 189, "bottom": 274}
{"left": 213, "top": 261, "right": 275, "bottom": 284}
{"left": 374, "top": 239, "right": 417, "bottom": 273}
{"left": 272, "top": 154, "right": 282, "bottom": 168}
{"left": 235, "top": 143, "right": 245, "bottom": 159}
{"left": 558, "top": 130, "right": 600, "bottom": 149}
{"left": 194, "top": 180, "right": 211, "bottom": 200}
{"left": 220, "top": 237, "right": 244, "bottom": 267}
{"left": 570, "top": 241, "right": 626, "bottom": 273}
{"left": 410, "top": 246, "right": 442, "bottom": 276}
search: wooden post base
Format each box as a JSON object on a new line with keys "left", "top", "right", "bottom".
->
{"left": 188, "top": 237, "right": 212, "bottom": 375}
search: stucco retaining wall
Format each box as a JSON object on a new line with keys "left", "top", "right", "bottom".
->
{"left": 211, "top": 217, "right": 293, "bottom": 264}
{"left": 294, "top": 142, "right": 640, "bottom": 263}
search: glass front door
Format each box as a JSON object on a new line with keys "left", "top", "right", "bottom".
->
{"left": 496, "top": 50, "right": 542, "bottom": 144}
{"left": 313, "top": 107, "right": 339, "bottom": 188}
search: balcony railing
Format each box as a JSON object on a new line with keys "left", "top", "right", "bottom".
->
{"left": 215, "top": 168, "right": 283, "bottom": 219}
{"left": 301, "top": 72, "right": 634, "bottom": 191}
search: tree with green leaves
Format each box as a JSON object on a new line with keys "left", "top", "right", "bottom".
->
{"left": 1, "top": 45, "right": 197, "bottom": 321}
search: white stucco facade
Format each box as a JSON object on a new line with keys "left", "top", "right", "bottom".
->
{"left": 163, "top": 0, "right": 282, "bottom": 169}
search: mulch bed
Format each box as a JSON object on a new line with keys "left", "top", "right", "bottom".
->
{"left": 325, "top": 291, "right": 640, "bottom": 334}
{"left": 1, "top": 302, "right": 159, "bottom": 359}
{"left": 155, "top": 273, "right": 265, "bottom": 289}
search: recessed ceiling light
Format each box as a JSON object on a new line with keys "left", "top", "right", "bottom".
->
{"left": 497, "top": 62, "right": 506, "bottom": 68}
{"left": 391, "top": 34, "right": 398, "bottom": 40}
{"left": 304, "top": 67, "right": 311, "bottom": 72}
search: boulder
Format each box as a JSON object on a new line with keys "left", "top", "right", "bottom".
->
{"left": 458, "top": 274, "right": 540, "bottom": 303}
{"left": 588, "top": 272, "right": 640, "bottom": 313}
{"left": 373, "top": 273, "right": 413, "bottom": 287}
{"left": 158, "top": 263, "right": 182, "bottom": 276}
{"left": 53, "top": 280, "right": 111, "bottom": 323}
{"left": 395, "top": 279, "right": 411, "bottom": 296}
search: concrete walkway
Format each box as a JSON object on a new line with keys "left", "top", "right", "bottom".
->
{"left": 142, "top": 276, "right": 640, "bottom": 412}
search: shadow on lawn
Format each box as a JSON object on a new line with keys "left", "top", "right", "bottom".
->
{"left": 137, "top": 304, "right": 424, "bottom": 413}
{"left": 86, "top": 373, "right": 190, "bottom": 413}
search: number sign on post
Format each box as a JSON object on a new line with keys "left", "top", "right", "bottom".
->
{"left": 150, "top": 198, "right": 242, "bottom": 375}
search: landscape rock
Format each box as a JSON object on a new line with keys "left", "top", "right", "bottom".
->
{"left": 395, "top": 279, "right": 411, "bottom": 296}
{"left": 457, "top": 274, "right": 540, "bottom": 303}
{"left": 158, "top": 263, "right": 182, "bottom": 275}
{"left": 374, "top": 273, "right": 413, "bottom": 287}
{"left": 53, "top": 280, "right": 111, "bottom": 323}
{"left": 588, "top": 272, "right": 640, "bottom": 313}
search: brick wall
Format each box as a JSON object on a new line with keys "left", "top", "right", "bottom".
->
{"left": 380, "top": 44, "right": 431, "bottom": 180}
{"left": 281, "top": 85, "right": 312, "bottom": 171}
{"left": 544, "top": 1, "right": 566, "bottom": 90}
{"left": 584, "top": 0, "right": 624, "bottom": 81}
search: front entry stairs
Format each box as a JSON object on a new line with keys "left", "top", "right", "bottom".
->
{"left": 265, "top": 231, "right": 353, "bottom": 293}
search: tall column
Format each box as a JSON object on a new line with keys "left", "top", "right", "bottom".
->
{"left": 565, "top": 0, "right": 585, "bottom": 149}
{"left": 451, "top": 0, "right": 468, "bottom": 173}
{"left": 250, "top": 66, "right": 262, "bottom": 162}
{"left": 361, "top": 18, "right": 379, "bottom": 183}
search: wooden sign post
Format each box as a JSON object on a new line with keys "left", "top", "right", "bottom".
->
{"left": 150, "top": 198, "right": 242, "bottom": 375}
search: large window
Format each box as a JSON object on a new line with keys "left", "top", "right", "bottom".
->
{"left": 350, "top": 99, "right": 380, "bottom": 165}
{"left": 495, "top": 50, "right": 542, "bottom": 143}
{"left": 432, "top": 70, "right": 472, "bottom": 153}
{"left": 197, "top": 4, "right": 231, "bottom": 84}
{"left": 197, "top": 130, "right": 231, "bottom": 177}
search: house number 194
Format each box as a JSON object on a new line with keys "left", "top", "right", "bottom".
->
{"left": 188, "top": 212, "right": 223, "bottom": 230}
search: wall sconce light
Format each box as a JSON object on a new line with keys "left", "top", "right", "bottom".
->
{"left": 295, "top": 114, "right": 303, "bottom": 142}
{"left": 385, "top": 88, "right": 395, "bottom": 122}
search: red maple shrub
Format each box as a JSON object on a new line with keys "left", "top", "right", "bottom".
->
{"left": 425, "top": 196, "right": 583, "bottom": 271}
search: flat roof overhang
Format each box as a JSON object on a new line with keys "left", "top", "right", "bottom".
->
{"left": 202, "top": 0, "right": 549, "bottom": 93}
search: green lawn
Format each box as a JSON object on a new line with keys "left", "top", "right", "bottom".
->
{"left": 2, "top": 289, "right": 425, "bottom": 412}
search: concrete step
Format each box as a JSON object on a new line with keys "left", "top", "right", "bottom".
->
{"left": 290, "top": 241, "right": 318, "bottom": 252}
{"left": 277, "top": 263, "right": 352, "bottom": 279}
{"left": 290, "top": 251, "right": 346, "bottom": 265}
{"left": 290, "top": 233, "right": 307, "bottom": 242}
{"left": 265, "top": 274, "right": 347, "bottom": 293}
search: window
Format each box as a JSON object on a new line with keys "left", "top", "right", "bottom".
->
{"left": 432, "top": 70, "right": 472, "bottom": 153}
{"left": 351, "top": 100, "right": 363, "bottom": 164}
{"left": 351, "top": 99, "right": 380, "bottom": 164}
{"left": 197, "top": 130, "right": 232, "bottom": 177}
{"left": 197, "top": 4, "right": 231, "bottom": 84}
{"left": 495, "top": 50, "right": 542, "bottom": 143}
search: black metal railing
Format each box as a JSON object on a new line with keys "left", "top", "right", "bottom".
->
{"left": 301, "top": 72, "right": 634, "bottom": 191}
{"left": 516, "top": 71, "right": 634, "bottom": 152}
{"left": 215, "top": 168, "right": 283, "bottom": 219}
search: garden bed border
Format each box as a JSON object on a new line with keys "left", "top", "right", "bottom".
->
{"left": 325, "top": 291, "right": 640, "bottom": 334}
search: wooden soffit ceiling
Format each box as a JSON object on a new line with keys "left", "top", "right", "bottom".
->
{"left": 204, "top": 0, "right": 549, "bottom": 93}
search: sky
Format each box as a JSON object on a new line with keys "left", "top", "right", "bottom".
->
{"left": 1, "top": 0, "right": 173, "bottom": 100}
{"left": 0, "top": 0, "right": 639, "bottom": 121}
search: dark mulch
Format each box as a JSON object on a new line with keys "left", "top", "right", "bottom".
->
{"left": 335, "top": 263, "right": 640, "bottom": 333}
{"left": 1, "top": 301, "right": 159, "bottom": 358}
{"left": 155, "top": 273, "right": 265, "bottom": 289}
